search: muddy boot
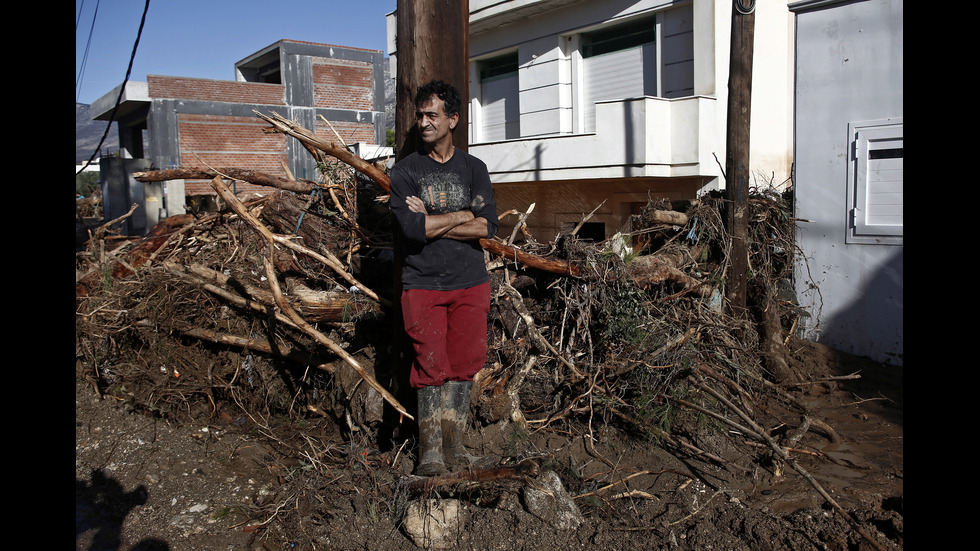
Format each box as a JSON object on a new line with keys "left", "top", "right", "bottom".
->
{"left": 442, "top": 380, "right": 488, "bottom": 470}
{"left": 414, "top": 385, "right": 447, "bottom": 476}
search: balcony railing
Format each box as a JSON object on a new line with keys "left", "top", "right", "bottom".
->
{"left": 470, "top": 95, "right": 719, "bottom": 183}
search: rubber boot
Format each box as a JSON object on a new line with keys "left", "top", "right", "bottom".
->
{"left": 442, "top": 380, "right": 486, "bottom": 470}
{"left": 414, "top": 385, "right": 447, "bottom": 476}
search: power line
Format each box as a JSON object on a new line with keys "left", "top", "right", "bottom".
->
{"left": 76, "top": 0, "right": 86, "bottom": 31}
{"left": 76, "top": 0, "right": 101, "bottom": 100}
{"left": 76, "top": 0, "right": 151, "bottom": 176}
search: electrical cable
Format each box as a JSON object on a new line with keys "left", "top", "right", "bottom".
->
{"left": 76, "top": 0, "right": 151, "bottom": 176}
{"left": 76, "top": 0, "right": 86, "bottom": 31}
{"left": 76, "top": 0, "right": 101, "bottom": 100}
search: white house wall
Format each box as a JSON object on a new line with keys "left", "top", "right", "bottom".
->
{"left": 790, "top": 0, "right": 903, "bottom": 365}
{"left": 462, "top": 0, "right": 794, "bottom": 188}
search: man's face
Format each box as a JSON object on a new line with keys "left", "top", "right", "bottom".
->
{"left": 416, "top": 95, "right": 458, "bottom": 147}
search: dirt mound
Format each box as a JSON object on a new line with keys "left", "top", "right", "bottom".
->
{"left": 75, "top": 337, "right": 902, "bottom": 550}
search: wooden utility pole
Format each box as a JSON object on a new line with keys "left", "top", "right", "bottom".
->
{"left": 724, "top": 0, "right": 755, "bottom": 316}
{"left": 394, "top": 0, "right": 470, "bottom": 159}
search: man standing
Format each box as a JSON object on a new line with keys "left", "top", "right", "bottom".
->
{"left": 389, "top": 80, "right": 499, "bottom": 476}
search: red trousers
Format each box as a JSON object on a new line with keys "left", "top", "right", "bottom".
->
{"left": 401, "top": 282, "right": 491, "bottom": 389}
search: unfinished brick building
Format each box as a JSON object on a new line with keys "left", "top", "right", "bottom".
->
{"left": 90, "top": 39, "right": 386, "bottom": 229}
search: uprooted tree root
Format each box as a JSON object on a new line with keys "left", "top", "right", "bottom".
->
{"left": 75, "top": 112, "right": 891, "bottom": 550}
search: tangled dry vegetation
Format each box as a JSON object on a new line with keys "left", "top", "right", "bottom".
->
{"left": 75, "top": 112, "right": 887, "bottom": 549}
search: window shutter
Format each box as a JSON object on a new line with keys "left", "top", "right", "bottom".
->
{"left": 481, "top": 73, "right": 520, "bottom": 141}
{"left": 582, "top": 43, "right": 653, "bottom": 132}
{"left": 847, "top": 119, "right": 903, "bottom": 244}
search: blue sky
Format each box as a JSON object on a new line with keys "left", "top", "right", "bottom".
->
{"left": 76, "top": 0, "right": 396, "bottom": 105}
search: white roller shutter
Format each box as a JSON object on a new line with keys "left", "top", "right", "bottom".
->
{"left": 582, "top": 43, "right": 653, "bottom": 133}
{"left": 847, "top": 119, "right": 903, "bottom": 244}
{"left": 481, "top": 73, "right": 520, "bottom": 141}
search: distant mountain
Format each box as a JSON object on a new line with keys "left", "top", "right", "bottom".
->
{"left": 76, "top": 103, "right": 119, "bottom": 164}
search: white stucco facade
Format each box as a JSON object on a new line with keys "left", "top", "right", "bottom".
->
{"left": 790, "top": 0, "right": 903, "bottom": 365}
{"left": 388, "top": 0, "right": 795, "bottom": 191}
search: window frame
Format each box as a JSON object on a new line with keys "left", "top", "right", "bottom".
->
{"left": 575, "top": 16, "right": 658, "bottom": 134}
{"left": 472, "top": 51, "right": 521, "bottom": 143}
{"left": 846, "top": 118, "right": 904, "bottom": 245}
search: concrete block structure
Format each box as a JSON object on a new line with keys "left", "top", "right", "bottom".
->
{"left": 90, "top": 39, "right": 387, "bottom": 217}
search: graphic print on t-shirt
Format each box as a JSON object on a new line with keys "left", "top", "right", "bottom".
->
{"left": 419, "top": 170, "right": 468, "bottom": 215}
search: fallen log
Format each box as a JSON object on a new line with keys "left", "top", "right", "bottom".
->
{"left": 287, "top": 280, "right": 383, "bottom": 322}
{"left": 642, "top": 209, "right": 689, "bottom": 226}
{"left": 402, "top": 458, "right": 539, "bottom": 494}
{"left": 624, "top": 254, "right": 713, "bottom": 297}
{"left": 176, "top": 326, "right": 332, "bottom": 370}
{"left": 162, "top": 260, "right": 302, "bottom": 330}
{"left": 133, "top": 167, "right": 317, "bottom": 195}
{"left": 480, "top": 239, "right": 581, "bottom": 277}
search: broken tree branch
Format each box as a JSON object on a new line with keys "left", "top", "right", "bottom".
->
{"left": 76, "top": 212, "right": 196, "bottom": 298}
{"left": 402, "top": 458, "right": 539, "bottom": 494}
{"left": 133, "top": 167, "right": 318, "bottom": 195}
{"left": 499, "top": 280, "right": 585, "bottom": 381}
{"left": 162, "top": 260, "right": 303, "bottom": 330}
{"left": 481, "top": 239, "right": 581, "bottom": 277}
{"left": 254, "top": 110, "right": 391, "bottom": 193}
{"left": 211, "top": 175, "right": 411, "bottom": 421}
{"left": 208, "top": 177, "right": 389, "bottom": 307}
{"left": 691, "top": 376, "right": 886, "bottom": 551}
{"left": 176, "top": 326, "right": 338, "bottom": 373}
{"left": 625, "top": 254, "right": 713, "bottom": 297}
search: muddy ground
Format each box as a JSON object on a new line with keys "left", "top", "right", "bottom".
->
{"left": 75, "top": 336, "right": 902, "bottom": 551}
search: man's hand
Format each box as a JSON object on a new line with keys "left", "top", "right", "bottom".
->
{"left": 406, "top": 195, "right": 427, "bottom": 214}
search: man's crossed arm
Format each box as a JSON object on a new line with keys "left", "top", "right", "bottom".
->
{"left": 405, "top": 195, "right": 489, "bottom": 241}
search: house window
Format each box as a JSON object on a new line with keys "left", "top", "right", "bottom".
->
{"left": 580, "top": 18, "right": 656, "bottom": 133}
{"left": 582, "top": 18, "right": 656, "bottom": 58}
{"left": 478, "top": 52, "right": 520, "bottom": 141}
{"left": 846, "top": 118, "right": 903, "bottom": 245}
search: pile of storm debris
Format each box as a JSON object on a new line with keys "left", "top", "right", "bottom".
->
{"left": 75, "top": 111, "right": 890, "bottom": 550}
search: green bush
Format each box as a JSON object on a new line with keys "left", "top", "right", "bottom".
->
{"left": 75, "top": 171, "right": 100, "bottom": 197}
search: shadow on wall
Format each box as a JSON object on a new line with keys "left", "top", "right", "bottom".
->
{"left": 822, "top": 246, "right": 903, "bottom": 366}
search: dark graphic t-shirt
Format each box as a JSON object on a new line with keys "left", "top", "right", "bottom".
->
{"left": 390, "top": 148, "right": 499, "bottom": 291}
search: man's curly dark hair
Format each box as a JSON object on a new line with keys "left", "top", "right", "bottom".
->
{"left": 415, "top": 80, "right": 462, "bottom": 119}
